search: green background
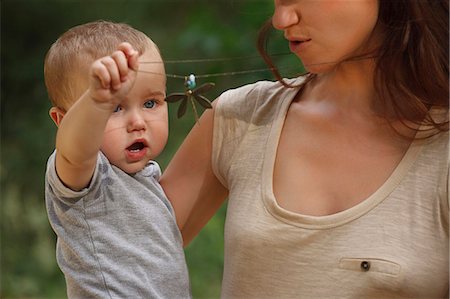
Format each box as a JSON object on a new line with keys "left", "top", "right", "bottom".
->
{"left": 1, "top": 1, "right": 302, "bottom": 298}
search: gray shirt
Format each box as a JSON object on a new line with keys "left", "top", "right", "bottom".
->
{"left": 45, "top": 151, "right": 191, "bottom": 298}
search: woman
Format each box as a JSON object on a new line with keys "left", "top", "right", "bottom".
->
{"left": 160, "top": 0, "right": 449, "bottom": 298}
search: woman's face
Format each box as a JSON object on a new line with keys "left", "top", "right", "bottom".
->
{"left": 272, "top": 0, "right": 380, "bottom": 73}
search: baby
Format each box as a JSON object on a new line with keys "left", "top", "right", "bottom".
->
{"left": 44, "top": 20, "right": 191, "bottom": 298}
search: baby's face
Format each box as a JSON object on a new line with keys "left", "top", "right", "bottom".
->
{"left": 100, "top": 46, "right": 168, "bottom": 174}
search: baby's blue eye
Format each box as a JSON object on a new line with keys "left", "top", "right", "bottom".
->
{"left": 144, "top": 100, "right": 156, "bottom": 109}
{"left": 113, "top": 105, "right": 122, "bottom": 113}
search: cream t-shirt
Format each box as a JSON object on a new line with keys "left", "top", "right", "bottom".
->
{"left": 212, "top": 78, "right": 449, "bottom": 299}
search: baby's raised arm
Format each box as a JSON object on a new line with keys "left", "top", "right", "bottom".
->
{"left": 54, "top": 42, "right": 139, "bottom": 191}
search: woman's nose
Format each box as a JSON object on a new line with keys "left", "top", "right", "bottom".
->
{"left": 126, "top": 109, "right": 146, "bottom": 132}
{"left": 272, "top": 3, "right": 300, "bottom": 30}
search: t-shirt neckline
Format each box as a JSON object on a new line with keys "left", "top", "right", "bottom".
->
{"left": 261, "top": 77, "right": 424, "bottom": 230}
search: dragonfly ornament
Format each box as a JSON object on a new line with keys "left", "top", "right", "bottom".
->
{"left": 165, "top": 74, "right": 215, "bottom": 122}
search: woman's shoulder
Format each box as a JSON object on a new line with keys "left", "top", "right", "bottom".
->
{"left": 215, "top": 77, "right": 304, "bottom": 121}
{"left": 219, "top": 77, "right": 303, "bottom": 101}
{"left": 420, "top": 129, "right": 449, "bottom": 160}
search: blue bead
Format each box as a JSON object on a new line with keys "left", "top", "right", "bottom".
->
{"left": 185, "top": 74, "right": 196, "bottom": 89}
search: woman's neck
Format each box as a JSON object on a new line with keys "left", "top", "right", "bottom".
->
{"left": 304, "top": 58, "right": 378, "bottom": 116}
{"left": 298, "top": 59, "right": 419, "bottom": 141}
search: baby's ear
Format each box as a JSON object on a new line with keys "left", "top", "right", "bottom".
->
{"left": 49, "top": 107, "right": 65, "bottom": 127}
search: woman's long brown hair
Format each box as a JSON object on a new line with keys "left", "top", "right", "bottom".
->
{"left": 257, "top": 0, "right": 449, "bottom": 137}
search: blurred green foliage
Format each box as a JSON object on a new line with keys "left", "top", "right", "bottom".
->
{"left": 1, "top": 0, "right": 301, "bottom": 298}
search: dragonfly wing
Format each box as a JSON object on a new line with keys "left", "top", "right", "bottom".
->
{"left": 177, "top": 98, "right": 188, "bottom": 118}
{"left": 165, "top": 93, "right": 187, "bottom": 103}
{"left": 192, "top": 82, "right": 215, "bottom": 95}
{"left": 194, "top": 94, "right": 213, "bottom": 109}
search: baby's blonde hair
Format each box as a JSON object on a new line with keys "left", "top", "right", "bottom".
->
{"left": 44, "top": 20, "right": 157, "bottom": 111}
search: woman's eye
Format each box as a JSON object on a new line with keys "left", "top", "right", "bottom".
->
{"left": 144, "top": 100, "right": 156, "bottom": 109}
{"left": 113, "top": 105, "right": 122, "bottom": 113}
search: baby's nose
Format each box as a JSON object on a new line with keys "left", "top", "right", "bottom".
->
{"left": 127, "top": 109, "right": 146, "bottom": 132}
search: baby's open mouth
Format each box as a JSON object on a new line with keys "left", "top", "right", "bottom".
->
{"left": 127, "top": 142, "right": 145, "bottom": 152}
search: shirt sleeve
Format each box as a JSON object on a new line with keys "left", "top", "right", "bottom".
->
{"left": 45, "top": 150, "right": 106, "bottom": 206}
{"left": 211, "top": 82, "right": 264, "bottom": 188}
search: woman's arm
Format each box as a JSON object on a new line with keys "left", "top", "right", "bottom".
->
{"left": 160, "top": 103, "right": 228, "bottom": 246}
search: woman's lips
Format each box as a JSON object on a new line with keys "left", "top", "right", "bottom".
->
{"left": 289, "top": 39, "right": 311, "bottom": 53}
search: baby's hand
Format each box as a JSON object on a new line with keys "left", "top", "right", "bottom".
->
{"left": 88, "top": 42, "right": 139, "bottom": 109}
